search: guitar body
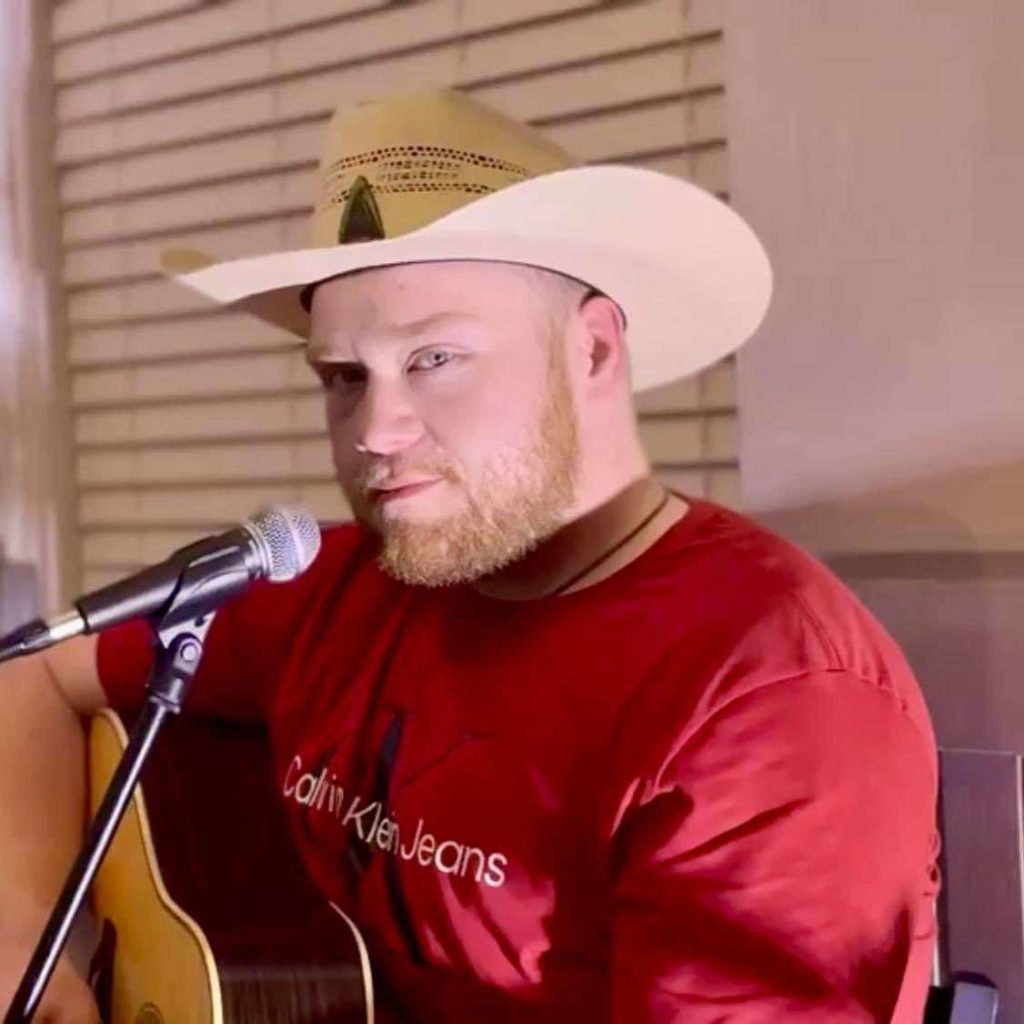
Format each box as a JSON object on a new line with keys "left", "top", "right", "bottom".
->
{"left": 88, "top": 709, "right": 373, "bottom": 1024}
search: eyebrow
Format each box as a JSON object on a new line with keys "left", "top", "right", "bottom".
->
{"left": 307, "top": 311, "right": 483, "bottom": 362}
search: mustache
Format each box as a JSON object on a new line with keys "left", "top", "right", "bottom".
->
{"left": 356, "top": 461, "right": 461, "bottom": 492}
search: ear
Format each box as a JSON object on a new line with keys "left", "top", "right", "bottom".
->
{"left": 575, "top": 293, "right": 628, "bottom": 391}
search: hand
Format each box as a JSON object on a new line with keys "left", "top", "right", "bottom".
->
{"left": 1, "top": 929, "right": 100, "bottom": 1024}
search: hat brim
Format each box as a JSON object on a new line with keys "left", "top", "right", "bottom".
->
{"left": 160, "top": 165, "right": 772, "bottom": 393}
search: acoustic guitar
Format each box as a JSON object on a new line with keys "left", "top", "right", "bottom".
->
{"left": 86, "top": 709, "right": 374, "bottom": 1024}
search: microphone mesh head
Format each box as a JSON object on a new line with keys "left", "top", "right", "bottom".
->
{"left": 245, "top": 504, "right": 322, "bottom": 582}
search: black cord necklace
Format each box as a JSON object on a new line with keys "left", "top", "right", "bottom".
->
{"left": 550, "top": 486, "right": 671, "bottom": 596}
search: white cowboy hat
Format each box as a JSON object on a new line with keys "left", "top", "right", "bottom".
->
{"left": 161, "top": 88, "right": 772, "bottom": 393}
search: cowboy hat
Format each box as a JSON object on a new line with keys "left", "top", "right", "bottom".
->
{"left": 161, "top": 88, "right": 772, "bottom": 393}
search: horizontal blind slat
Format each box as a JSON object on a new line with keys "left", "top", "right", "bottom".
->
{"left": 68, "top": 312, "right": 299, "bottom": 366}
{"left": 80, "top": 481, "right": 350, "bottom": 527}
{"left": 54, "top": 0, "right": 614, "bottom": 88}
{"left": 53, "top": 0, "right": 202, "bottom": 45}
{"left": 71, "top": 350, "right": 315, "bottom": 407}
{"left": 54, "top": 0, "right": 396, "bottom": 81}
{"left": 56, "top": 0, "right": 721, "bottom": 98}
{"left": 77, "top": 437, "right": 335, "bottom": 486}
{"left": 58, "top": 36, "right": 722, "bottom": 199}
{"left": 83, "top": 526, "right": 221, "bottom": 566}
{"left": 75, "top": 393, "right": 327, "bottom": 445}
{"left": 700, "top": 360, "right": 738, "bottom": 408}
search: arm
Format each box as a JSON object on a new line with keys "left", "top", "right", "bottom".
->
{"left": 1, "top": 525, "right": 350, "bottom": 1017}
{"left": 3, "top": 562, "right": 328, "bottom": 926}
{"left": 0, "top": 634, "right": 105, "bottom": 1019}
{"left": 609, "top": 670, "right": 938, "bottom": 1023}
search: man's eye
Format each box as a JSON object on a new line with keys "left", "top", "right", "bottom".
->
{"left": 410, "top": 350, "right": 454, "bottom": 372}
{"left": 318, "top": 365, "right": 365, "bottom": 390}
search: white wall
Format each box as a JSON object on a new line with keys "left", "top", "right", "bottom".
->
{"left": 725, "top": 0, "right": 1024, "bottom": 556}
{"left": 723, "top": 12, "right": 1024, "bottom": 1001}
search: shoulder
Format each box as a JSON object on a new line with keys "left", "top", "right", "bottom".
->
{"left": 624, "top": 497, "right": 935, "bottom": 753}
{"left": 654, "top": 498, "right": 909, "bottom": 677}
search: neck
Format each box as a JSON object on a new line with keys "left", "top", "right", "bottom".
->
{"left": 471, "top": 475, "right": 687, "bottom": 601}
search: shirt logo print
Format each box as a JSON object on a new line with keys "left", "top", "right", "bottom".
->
{"left": 283, "top": 753, "right": 507, "bottom": 888}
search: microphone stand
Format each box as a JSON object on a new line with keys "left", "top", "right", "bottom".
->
{"left": 4, "top": 603, "right": 216, "bottom": 1023}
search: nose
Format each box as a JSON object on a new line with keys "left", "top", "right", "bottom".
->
{"left": 352, "top": 377, "right": 425, "bottom": 457}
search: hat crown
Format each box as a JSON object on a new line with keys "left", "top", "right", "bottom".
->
{"left": 311, "top": 88, "right": 573, "bottom": 246}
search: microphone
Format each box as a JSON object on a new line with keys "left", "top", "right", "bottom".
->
{"left": 0, "top": 505, "right": 321, "bottom": 665}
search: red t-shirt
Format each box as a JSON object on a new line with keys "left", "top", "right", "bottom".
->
{"left": 98, "top": 497, "right": 939, "bottom": 1022}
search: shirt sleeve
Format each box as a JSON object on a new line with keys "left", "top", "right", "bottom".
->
{"left": 96, "top": 575, "right": 306, "bottom": 723}
{"left": 608, "top": 669, "right": 939, "bottom": 1023}
{"left": 95, "top": 524, "right": 365, "bottom": 722}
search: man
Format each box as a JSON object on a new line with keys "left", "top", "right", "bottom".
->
{"left": 1, "top": 89, "right": 938, "bottom": 1021}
